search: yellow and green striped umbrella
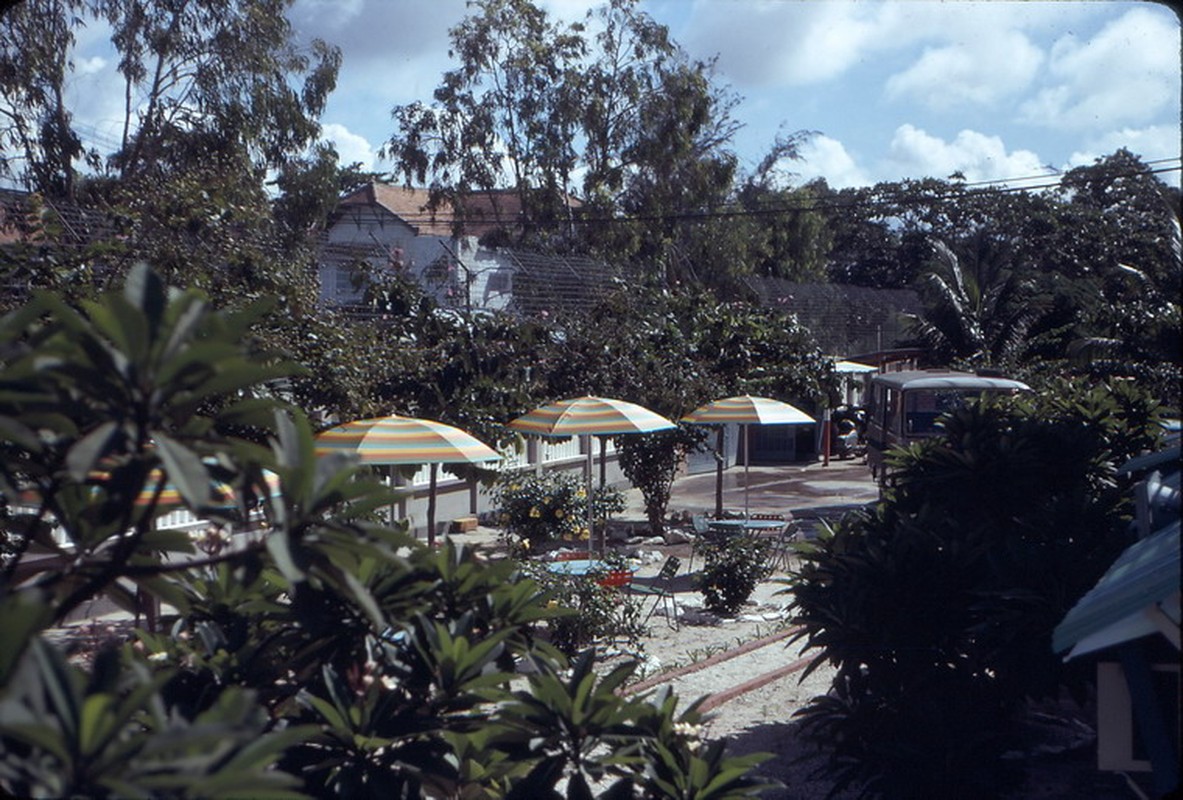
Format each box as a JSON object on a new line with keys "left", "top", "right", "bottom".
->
{"left": 682, "top": 395, "right": 815, "bottom": 519}
{"left": 315, "top": 415, "right": 501, "bottom": 465}
{"left": 508, "top": 397, "right": 675, "bottom": 554}
{"left": 87, "top": 467, "right": 238, "bottom": 513}
{"left": 507, "top": 396, "right": 676, "bottom": 438}
{"left": 681, "top": 395, "right": 814, "bottom": 427}
{"left": 315, "top": 415, "right": 501, "bottom": 545}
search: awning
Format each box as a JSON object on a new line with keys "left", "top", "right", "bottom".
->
{"left": 1053, "top": 519, "right": 1180, "bottom": 660}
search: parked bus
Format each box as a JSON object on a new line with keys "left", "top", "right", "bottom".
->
{"left": 864, "top": 369, "right": 1031, "bottom": 480}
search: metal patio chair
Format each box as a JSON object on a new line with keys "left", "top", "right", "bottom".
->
{"left": 628, "top": 555, "right": 681, "bottom": 630}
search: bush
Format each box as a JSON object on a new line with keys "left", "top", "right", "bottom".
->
{"left": 522, "top": 554, "right": 644, "bottom": 656}
{"left": 698, "top": 535, "right": 771, "bottom": 616}
{"left": 492, "top": 471, "right": 624, "bottom": 551}
{"left": 789, "top": 381, "right": 1165, "bottom": 795}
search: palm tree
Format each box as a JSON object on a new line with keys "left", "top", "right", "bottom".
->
{"left": 905, "top": 234, "right": 1041, "bottom": 367}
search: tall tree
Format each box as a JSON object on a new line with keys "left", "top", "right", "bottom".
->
{"left": 0, "top": 0, "right": 340, "bottom": 196}
{"left": 385, "top": 0, "right": 743, "bottom": 274}
{"left": 0, "top": 0, "right": 91, "bottom": 198}
{"left": 385, "top": 0, "right": 586, "bottom": 239}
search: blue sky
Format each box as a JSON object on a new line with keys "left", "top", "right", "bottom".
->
{"left": 51, "top": 0, "right": 1183, "bottom": 192}
{"left": 286, "top": 0, "right": 1181, "bottom": 190}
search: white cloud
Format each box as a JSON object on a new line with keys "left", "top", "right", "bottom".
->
{"left": 885, "top": 29, "right": 1044, "bottom": 111}
{"left": 75, "top": 56, "right": 107, "bottom": 76}
{"left": 321, "top": 123, "right": 379, "bottom": 170}
{"left": 1019, "top": 7, "right": 1180, "bottom": 130}
{"left": 792, "top": 135, "right": 869, "bottom": 189}
{"left": 683, "top": 1, "right": 886, "bottom": 87}
{"left": 678, "top": 0, "right": 1082, "bottom": 91}
{"left": 881, "top": 124, "right": 1046, "bottom": 183}
{"left": 1067, "top": 124, "right": 1183, "bottom": 173}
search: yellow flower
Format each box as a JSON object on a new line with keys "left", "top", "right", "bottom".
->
{"left": 546, "top": 599, "right": 559, "bottom": 608}
{"left": 579, "top": 528, "right": 590, "bottom": 541}
{"left": 529, "top": 506, "right": 541, "bottom": 518}
{"left": 554, "top": 509, "right": 565, "bottom": 519}
{"left": 575, "top": 489, "right": 587, "bottom": 499}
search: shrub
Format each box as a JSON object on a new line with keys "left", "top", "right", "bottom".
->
{"left": 521, "top": 554, "right": 644, "bottom": 656}
{"left": 789, "top": 381, "right": 1165, "bottom": 795}
{"left": 492, "top": 471, "right": 624, "bottom": 550}
{"left": 698, "top": 535, "right": 771, "bottom": 615}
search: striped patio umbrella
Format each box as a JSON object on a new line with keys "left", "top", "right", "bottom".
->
{"left": 315, "top": 415, "right": 501, "bottom": 545}
{"left": 86, "top": 466, "right": 239, "bottom": 516}
{"left": 132, "top": 469, "right": 237, "bottom": 510}
{"left": 508, "top": 396, "right": 676, "bottom": 553}
{"left": 508, "top": 395, "right": 677, "bottom": 438}
{"left": 682, "top": 396, "right": 815, "bottom": 519}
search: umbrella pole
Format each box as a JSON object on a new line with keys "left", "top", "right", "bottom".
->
{"left": 743, "top": 423, "right": 751, "bottom": 520}
{"left": 389, "top": 466, "right": 399, "bottom": 527}
{"left": 584, "top": 435, "right": 594, "bottom": 557}
{"left": 714, "top": 426, "right": 725, "bottom": 518}
{"left": 427, "top": 464, "right": 438, "bottom": 548}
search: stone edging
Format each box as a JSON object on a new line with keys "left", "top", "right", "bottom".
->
{"left": 621, "top": 625, "right": 802, "bottom": 696}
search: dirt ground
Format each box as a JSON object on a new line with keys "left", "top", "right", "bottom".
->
{"left": 604, "top": 549, "right": 1145, "bottom": 799}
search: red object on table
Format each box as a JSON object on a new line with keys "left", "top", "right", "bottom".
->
{"left": 596, "top": 569, "right": 634, "bottom": 588}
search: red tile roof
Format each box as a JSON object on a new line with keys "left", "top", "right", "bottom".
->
{"left": 336, "top": 182, "right": 577, "bottom": 239}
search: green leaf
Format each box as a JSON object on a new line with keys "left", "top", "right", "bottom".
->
{"left": 154, "top": 433, "right": 211, "bottom": 510}
{"left": 0, "top": 591, "right": 54, "bottom": 687}
{"left": 66, "top": 421, "right": 118, "bottom": 482}
{"left": 124, "top": 262, "right": 166, "bottom": 336}
{"left": 266, "top": 529, "right": 303, "bottom": 584}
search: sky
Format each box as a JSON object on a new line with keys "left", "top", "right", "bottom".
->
{"left": 282, "top": 0, "right": 1182, "bottom": 191}
{"left": 49, "top": 0, "right": 1183, "bottom": 192}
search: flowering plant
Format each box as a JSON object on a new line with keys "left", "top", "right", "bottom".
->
{"left": 492, "top": 472, "right": 624, "bottom": 548}
{"left": 698, "top": 535, "right": 771, "bottom": 616}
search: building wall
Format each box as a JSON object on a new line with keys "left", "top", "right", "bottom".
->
{"left": 319, "top": 204, "right": 519, "bottom": 315}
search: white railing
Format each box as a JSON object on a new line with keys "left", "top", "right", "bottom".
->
{"left": 541, "top": 436, "right": 582, "bottom": 463}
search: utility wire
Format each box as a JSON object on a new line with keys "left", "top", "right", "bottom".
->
{"left": 377, "top": 160, "right": 1183, "bottom": 227}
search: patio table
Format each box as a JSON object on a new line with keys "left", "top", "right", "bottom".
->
{"left": 545, "top": 558, "right": 601, "bottom": 576}
{"left": 706, "top": 518, "right": 786, "bottom": 536}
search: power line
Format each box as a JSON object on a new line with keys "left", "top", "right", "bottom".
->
{"left": 380, "top": 161, "right": 1183, "bottom": 227}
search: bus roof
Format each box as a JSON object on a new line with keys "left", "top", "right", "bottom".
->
{"left": 869, "top": 370, "right": 1032, "bottom": 392}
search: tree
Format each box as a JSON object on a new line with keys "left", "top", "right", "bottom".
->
{"left": 0, "top": 0, "right": 89, "bottom": 199}
{"left": 385, "top": 0, "right": 586, "bottom": 239}
{"left": 385, "top": 0, "right": 744, "bottom": 278}
{"left": 904, "top": 234, "right": 1043, "bottom": 368}
{"left": 1, "top": 0, "right": 339, "bottom": 196}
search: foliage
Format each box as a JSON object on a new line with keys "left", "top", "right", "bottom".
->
{"left": 788, "top": 380, "right": 1165, "bottom": 796}
{"left": 520, "top": 556, "right": 644, "bottom": 657}
{"left": 1, "top": 265, "right": 770, "bottom": 797}
{"left": 0, "top": 0, "right": 338, "bottom": 197}
{"left": 904, "top": 234, "right": 1043, "bottom": 369}
{"left": 385, "top": 0, "right": 743, "bottom": 271}
{"left": 697, "top": 535, "right": 771, "bottom": 616}
{"left": 492, "top": 471, "right": 624, "bottom": 551}
{"left": 0, "top": 639, "right": 309, "bottom": 799}
{"left": 617, "top": 426, "right": 706, "bottom": 538}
